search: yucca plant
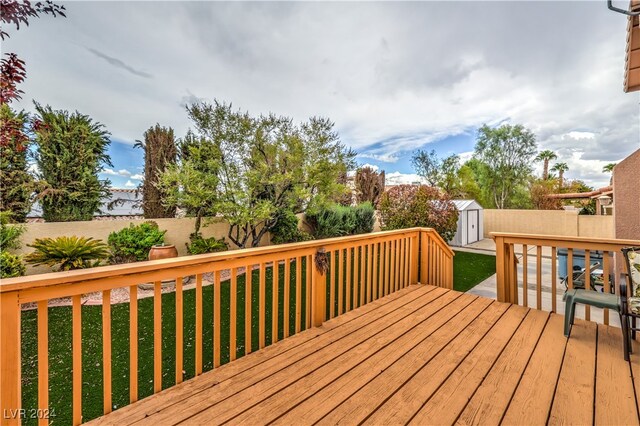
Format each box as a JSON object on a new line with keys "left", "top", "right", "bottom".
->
{"left": 25, "top": 236, "right": 109, "bottom": 271}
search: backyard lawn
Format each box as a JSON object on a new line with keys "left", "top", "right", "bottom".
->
{"left": 21, "top": 260, "right": 312, "bottom": 426}
{"left": 452, "top": 250, "right": 496, "bottom": 292}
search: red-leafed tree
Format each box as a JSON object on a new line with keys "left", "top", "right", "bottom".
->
{"left": 0, "top": 0, "right": 66, "bottom": 104}
{"left": 379, "top": 185, "right": 458, "bottom": 241}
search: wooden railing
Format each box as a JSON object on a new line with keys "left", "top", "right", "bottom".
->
{"left": 0, "top": 227, "right": 453, "bottom": 425}
{"left": 493, "top": 232, "right": 640, "bottom": 324}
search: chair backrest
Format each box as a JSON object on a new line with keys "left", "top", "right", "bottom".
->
{"left": 622, "top": 247, "right": 640, "bottom": 314}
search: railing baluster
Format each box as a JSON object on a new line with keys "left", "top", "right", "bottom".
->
{"left": 37, "top": 300, "right": 48, "bottom": 426}
{"left": 102, "top": 290, "right": 112, "bottom": 414}
{"left": 391, "top": 240, "right": 397, "bottom": 292}
{"left": 284, "top": 259, "right": 291, "bottom": 338}
{"left": 338, "top": 249, "right": 344, "bottom": 314}
{"left": 330, "top": 251, "right": 336, "bottom": 319}
{"left": 367, "top": 244, "right": 373, "bottom": 302}
{"left": 359, "top": 245, "right": 365, "bottom": 307}
{"left": 386, "top": 240, "right": 391, "bottom": 295}
{"left": 175, "top": 276, "right": 183, "bottom": 385}
{"left": 346, "top": 248, "right": 352, "bottom": 311}
{"left": 373, "top": 243, "right": 379, "bottom": 300}
{"left": 567, "top": 249, "right": 574, "bottom": 290}
{"left": 72, "top": 294, "right": 82, "bottom": 426}
{"left": 245, "top": 264, "right": 252, "bottom": 355}
{"left": 603, "top": 251, "right": 611, "bottom": 325}
{"left": 295, "top": 256, "right": 302, "bottom": 332}
{"left": 153, "top": 281, "right": 162, "bottom": 392}
{"left": 536, "top": 246, "right": 542, "bottom": 310}
{"left": 551, "top": 247, "right": 557, "bottom": 313}
{"left": 259, "top": 262, "right": 266, "bottom": 349}
{"left": 522, "top": 244, "right": 528, "bottom": 307}
{"left": 230, "top": 269, "right": 237, "bottom": 361}
{"left": 129, "top": 285, "right": 137, "bottom": 403}
{"left": 195, "top": 274, "right": 203, "bottom": 375}
{"left": 584, "top": 249, "right": 591, "bottom": 321}
{"left": 306, "top": 255, "right": 312, "bottom": 329}
{"left": 214, "top": 271, "right": 221, "bottom": 368}
{"left": 272, "top": 259, "right": 279, "bottom": 344}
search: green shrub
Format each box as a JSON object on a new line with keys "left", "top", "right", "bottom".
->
{"left": 186, "top": 233, "right": 229, "bottom": 255}
{"left": 306, "top": 203, "right": 374, "bottom": 239}
{"left": 107, "top": 221, "right": 166, "bottom": 264}
{"left": 379, "top": 185, "right": 458, "bottom": 241}
{"left": 0, "top": 251, "right": 26, "bottom": 278}
{"left": 270, "top": 210, "right": 313, "bottom": 245}
{"left": 0, "top": 211, "right": 25, "bottom": 251}
{"left": 25, "top": 236, "right": 109, "bottom": 271}
{"left": 353, "top": 202, "right": 375, "bottom": 235}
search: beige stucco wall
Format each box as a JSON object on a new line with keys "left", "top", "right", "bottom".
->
{"left": 483, "top": 209, "right": 614, "bottom": 239}
{"left": 613, "top": 148, "right": 640, "bottom": 241}
{"left": 16, "top": 217, "right": 270, "bottom": 275}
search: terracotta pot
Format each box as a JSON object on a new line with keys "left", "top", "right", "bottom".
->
{"left": 148, "top": 244, "right": 178, "bottom": 261}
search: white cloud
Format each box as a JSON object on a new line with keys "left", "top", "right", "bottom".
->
{"left": 359, "top": 163, "right": 379, "bottom": 171}
{"left": 101, "top": 168, "right": 133, "bottom": 177}
{"left": 124, "top": 180, "right": 136, "bottom": 188}
{"left": 130, "top": 173, "right": 144, "bottom": 180}
{"left": 563, "top": 131, "right": 596, "bottom": 141}
{"left": 5, "top": 1, "right": 639, "bottom": 188}
{"left": 385, "top": 172, "right": 425, "bottom": 185}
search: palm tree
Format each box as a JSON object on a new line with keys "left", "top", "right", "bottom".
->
{"left": 602, "top": 163, "right": 616, "bottom": 185}
{"left": 535, "top": 150, "right": 557, "bottom": 180}
{"left": 551, "top": 162, "right": 569, "bottom": 189}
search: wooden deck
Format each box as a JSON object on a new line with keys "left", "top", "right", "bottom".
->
{"left": 90, "top": 285, "right": 640, "bottom": 426}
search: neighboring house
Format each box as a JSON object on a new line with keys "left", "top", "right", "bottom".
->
{"left": 547, "top": 185, "right": 614, "bottom": 215}
{"left": 27, "top": 188, "right": 143, "bottom": 222}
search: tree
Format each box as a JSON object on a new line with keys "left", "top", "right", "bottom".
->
{"left": 378, "top": 185, "right": 458, "bottom": 241}
{"left": 354, "top": 166, "right": 385, "bottom": 207}
{"left": 473, "top": 124, "right": 537, "bottom": 209}
{"left": 535, "top": 150, "right": 557, "bottom": 180}
{"left": 0, "top": 104, "right": 34, "bottom": 221}
{"left": 550, "top": 162, "right": 569, "bottom": 189}
{"left": 412, "top": 149, "right": 440, "bottom": 186}
{"left": 530, "top": 178, "right": 562, "bottom": 210}
{"left": 157, "top": 131, "right": 220, "bottom": 237}
{"left": 602, "top": 163, "right": 616, "bottom": 173}
{"left": 412, "top": 150, "right": 462, "bottom": 195}
{"left": 1, "top": 0, "right": 66, "bottom": 104}
{"left": 136, "top": 124, "right": 177, "bottom": 218}
{"left": 32, "top": 103, "right": 112, "bottom": 222}
{"left": 162, "top": 100, "right": 355, "bottom": 249}
{"left": 456, "top": 163, "right": 483, "bottom": 203}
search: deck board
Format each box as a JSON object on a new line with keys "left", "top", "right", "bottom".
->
{"left": 89, "top": 285, "right": 639, "bottom": 426}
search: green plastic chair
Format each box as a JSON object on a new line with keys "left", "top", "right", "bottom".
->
{"left": 563, "top": 289, "right": 620, "bottom": 338}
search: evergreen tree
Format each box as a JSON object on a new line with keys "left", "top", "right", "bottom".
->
{"left": 32, "top": 103, "right": 112, "bottom": 222}
{"left": 136, "top": 124, "right": 177, "bottom": 218}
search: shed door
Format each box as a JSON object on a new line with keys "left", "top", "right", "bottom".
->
{"left": 467, "top": 210, "right": 479, "bottom": 244}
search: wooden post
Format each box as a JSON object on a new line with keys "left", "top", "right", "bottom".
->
{"left": 495, "top": 236, "right": 507, "bottom": 303}
{"left": 410, "top": 233, "right": 419, "bottom": 285}
{"left": 312, "top": 253, "right": 326, "bottom": 327}
{"left": 0, "top": 291, "right": 21, "bottom": 425}
{"left": 420, "top": 231, "right": 429, "bottom": 285}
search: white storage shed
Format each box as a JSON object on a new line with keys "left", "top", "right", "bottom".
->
{"left": 449, "top": 200, "right": 484, "bottom": 247}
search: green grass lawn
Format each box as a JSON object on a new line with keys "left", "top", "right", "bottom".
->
{"left": 21, "top": 260, "right": 314, "bottom": 426}
{"left": 453, "top": 251, "right": 496, "bottom": 292}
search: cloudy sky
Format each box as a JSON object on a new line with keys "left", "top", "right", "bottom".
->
{"left": 5, "top": 1, "right": 639, "bottom": 188}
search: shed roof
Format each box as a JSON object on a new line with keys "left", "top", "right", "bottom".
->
{"left": 451, "top": 199, "right": 482, "bottom": 211}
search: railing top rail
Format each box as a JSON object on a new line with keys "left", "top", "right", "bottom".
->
{"left": 491, "top": 232, "right": 640, "bottom": 247}
{"left": 1, "top": 227, "right": 450, "bottom": 293}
